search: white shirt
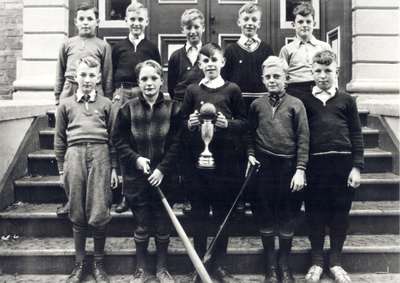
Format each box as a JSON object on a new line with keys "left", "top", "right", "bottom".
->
{"left": 129, "top": 33, "right": 145, "bottom": 51}
{"left": 199, "top": 75, "right": 225, "bottom": 89}
{"left": 76, "top": 89, "right": 96, "bottom": 102}
{"left": 185, "top": 42, "right": 202, "bottom": 65}
{"left": 312, "top": 86, "right": 336, "bottom": 106}
{"left": 238, "top": 34, "right": 261, "bottom": 52}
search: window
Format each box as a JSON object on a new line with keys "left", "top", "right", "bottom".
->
{"left": 280, "top": 0, "right": 320, "bottom": 29}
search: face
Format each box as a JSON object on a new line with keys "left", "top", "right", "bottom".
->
{"left": 76, "top": 63, "right": 100, "bottom": 94}
{"left": 138, "top": 65, "right": 163, "bottom": 99}
{"left": 312, "top": 62, "right": 337, "bottom": 90}
{"left": 262, "top": 66, "right": 286, "bottom": 94}
{"left": 75, "top": 9, "right": 98, "bottom": 37}
{"left": 182, "top": 18, "right": 205, "bottom": 46}
{"left": 198, "top": 51, "right": 225, "bottom": 80}
{"left": 126, "top": 9, "right": 149, "bottom": 37}
{"left": 237, "top": 11, "right": 261, "bottom": 38}
{"left": 293, "top": 14, "right": 315, "bottom": 40}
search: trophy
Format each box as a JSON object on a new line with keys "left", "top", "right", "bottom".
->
{"left": 197, "top": 103, "right": 217, "bottom": 169}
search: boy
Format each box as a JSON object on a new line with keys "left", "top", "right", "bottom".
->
{"left": 54, "top": 56, "right": 118, "bottom": 283}
{"left": 180, "top": 43, "right": 247, "bottom": 283}
{"left": 279, "top": 2, "right": 331, "bottom": 100}
{"left": 302, "top": 50, "right": 364, "bottom": 283}
{"left": 54, "top": 3, "right": 113, "bottom": 105}
{"left": 167, "top": 8, "right": 205, "bottom": 213}
{"left": 222, "top": 2, "right": 273, "bottom": 93}
{"left": 54, "top": 3, "right": 113, "bottom": 217}
{"left": 168, "top": 8, "right": 205, "bottom": 102}
{"left": 112, "top": 60, "right": 181, "bottom": 283}
{"left": 247, "top": 56, "right": 309, "bottom": 283}
{"left": 111, "top": 1, "right": 161, "bottom": 213}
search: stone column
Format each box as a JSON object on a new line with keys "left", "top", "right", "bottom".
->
{"left": 347, "top": 0, "right": 399, "bottom": 116}
{"left": 13, "top": 0, "right": 69, "bottom": 100}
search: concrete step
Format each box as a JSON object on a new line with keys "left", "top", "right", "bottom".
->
{"left": 1, "top": 201, "right": 399, "bottom": 237}
{"left": 0, "top": 235, "right": 398, "bottom": 274}
{"left": 14, "top": 173, "right": 400, "bottom": 204}
{"left": 38, "top": 126, "right": 381, "bottom": 151}
{"left": 0, "top": 273, "right": 399, "bottom": 283}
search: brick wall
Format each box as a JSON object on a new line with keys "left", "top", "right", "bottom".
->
{"left": 0, "top": 0, "right": 23, "bottom": 98}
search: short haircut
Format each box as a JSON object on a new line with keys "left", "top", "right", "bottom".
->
{"left": 293, "top": 2, "right": 315, "bottom": 19}
{"left": 181, "top": 8, "right": 205, "bottom": 27}
{"left": 76, "top": 2, "right": 99, "bottom": 19}
{"left": 78, "top": 56, "right": 100, "bottom": 68}
{"left": 199, "top": 43, "right": 223, "bottom": 58}
{"left": 262, "top": 56, "right": 288, "bottom": 74}
{"left": 238, "top": 2, "right": 262, "bottom": 17}
{"left": 312, "top": 50, "right": 337, "bottom": 65}
{"left": 125, "top": 1, "right": 148, "bottom": 16}
{"left": 135, "top": 60, "right": 163, "bottom": 79}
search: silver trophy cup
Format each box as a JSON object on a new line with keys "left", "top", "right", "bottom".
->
{"left": 197, "top": 103, "right": 217, "bottom": 169}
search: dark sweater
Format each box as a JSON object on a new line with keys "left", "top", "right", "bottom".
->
{"left": 54, "top": 95, "right": 117, "bottom": 171}
{"left": 112, "top": 38, "right": 161, "bottom": 89}
{"left": 180, "top": 82, "right": 247, "bottom": 176}
{"left": 112, "top": 92, "right": 181, "bottom": 178}
{"left": 299, "top": 90, "right": 364, "bottom": 169}
{"left": 168, "top": 46, "right": 203, "bottom": 102}
{"left": 247, "top": 93, "right": 309, "bottom": 170}
{"left": 222, "top": 41, "right": 273, "bottom": 93}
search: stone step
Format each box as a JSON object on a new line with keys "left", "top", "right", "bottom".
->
{"left": 15, "top": 170, "right": 399, "bottom": 204}
{"left": 0, "top": 235, "right": 398, "bottom": 274}
{"left": 0, "top": 273, "right": 399, "bottom": 283}
{"left": 26, "top": 147, "right": 394, "bottom": 177}
{"left": 39, "top": 126, "right": 380, "bottom": 150}
{"left": 1, "top": 201, "right": 399, "bottom": 237}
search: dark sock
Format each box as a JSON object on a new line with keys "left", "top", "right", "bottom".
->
{"left": 73, "top": 223, "right": 87, "bottom": 263}
{"left": 278, "top": 237, "right": 293, "bottom": 270}
{"left": 156, "top": 237, "right": 170, "bottom": 271}
{"left": 329, "top": 233, "right": 346, "bottom": 267}
{"left": 261, "top": 235, "right": 277, "bottom": 270}
{"left": 135, "top": 239, "right": 149, "bottom": 271}
{"left": 93, "top": 225, "right": 107, "bottom": 263}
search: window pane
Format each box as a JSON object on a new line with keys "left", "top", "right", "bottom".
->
{"left": 106, "top": 0, "right": 131, "bottom": 20}
{"left": 286, "top": 0, "right": 312, "bottom": 22}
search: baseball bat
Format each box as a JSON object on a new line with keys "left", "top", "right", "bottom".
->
{"left": 154, "top": 185, "right": 213, "bottom": 283}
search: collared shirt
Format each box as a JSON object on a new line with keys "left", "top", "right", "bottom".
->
{"left": 199, "top": 75, "right": 225, "bottom": 89}
{"left": 279, "top": 35, "right": 332, "bottom": 83}
{"left": 185, "top": 42, "right": 202, "bottom": 65}
{"left": 312, "top": 86, "right": 337, "bottom": 106}
{"left": 129, "top": 33, "right": 145, "bottom": 51}
{"left": 75, "top": 89, "right": 96, "bottom": 102}
{"left": 238, "top": 34, "right": 261, "bottom": 52}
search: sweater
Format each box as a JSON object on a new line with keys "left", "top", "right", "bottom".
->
{"left": 54, "top": 94, "right": 117, "bottom": 171}
{"left": 54, "top": 36, "right": 113, "bottom": 99}
{"left": 112, "top": 38, "right": 161, "bottom": 89}
{"left": 247, "top": 93, "right": 309, "bottom": 170}
{"left": 180, "top": 82, "right": 247, "bottom": 176}
{"left": 222, "top": 41, "right": 273, "bottom": 93}
{"left": 167, "top": 46, "right": 203, "bottom": 102}
{"left": 299, "top": 90, "right": 364, "bottom": 169}
{"left": 112, "top": 92, "right": 181, "bottom": 178}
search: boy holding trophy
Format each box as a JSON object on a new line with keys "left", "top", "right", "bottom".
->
{"left": 180, "top": 43, "right": 247, "bottom": 282}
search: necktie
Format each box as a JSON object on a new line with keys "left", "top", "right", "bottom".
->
{"left": 268, "top": 93, "right": 281, "bottom": 107}
{"left": 83, "top": 94, "right": 90, "bottom": 102}
{"left": 244, "top": 38, "right": 255, "bottom": 50}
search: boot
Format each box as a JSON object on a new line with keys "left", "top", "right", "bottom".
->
{"left": 261, "top": 235, "right": 279, "bottom": 283}
{"left": 66, "top": 261, "right": 85, "bottom": 283}
{"left": 115, "top": 196, "right": 129, "bottom": 213}
{"left": 93, "top": 260, "right": 110, "bottom": 283}
{"left": 279, "top": 237, "right": 294, "bottom": 283}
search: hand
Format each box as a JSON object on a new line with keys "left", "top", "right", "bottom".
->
{"left": 148, "top": 169, "right": 164, "bottom": 187}
{"left": 290, "top": 169, "right": 306, "bottom": 192}
{"left": 188, "top": 110, "right": 200, "bottom": 130}
{"left": 347, "top": 167, "right": 361, "bottom": 188}
{"left": 215, "top": 112, "right": 228, "bottom": 128}
{"left": 246, "top": 156, "right": 260, "bottom": 177}
{"left": 110, "top": 168, "right": 118, "bottom": 190}
{"left": 136, "top": 157, "right": 151, "bottom": 174}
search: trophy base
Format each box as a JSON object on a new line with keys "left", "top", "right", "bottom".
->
{"left": 197, "top": 155, "right": 215, "bottom": 170}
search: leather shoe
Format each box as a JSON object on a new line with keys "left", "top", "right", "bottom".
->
{"left": 115, "top": 196, "right": 129, "bottom": 213}
{"left": 57, "top": 202, "right": 69, "bottom": 217}
{"left": 214, "top": 266, "right": 241, "bottom": 283}
{"left": 281, "top": 267, "right": 295, "bottom": 283}
{"left": 93, "top": 261, "right": 110, "bottom": 283}
{"left": 264, "top": 267, "right": 279, "bottom": 283}
{"left": 66, "top": 261, "right": 85, "bottom": 283}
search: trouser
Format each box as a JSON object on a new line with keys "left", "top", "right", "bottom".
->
{"left": 63, "top": 143, "right": 112, "bottom": 227}
{"left": 305, "top": 154, "right": 355, "bottom": 267}
{"left": 286, "top": 81, "right": 315, "bottom": 101}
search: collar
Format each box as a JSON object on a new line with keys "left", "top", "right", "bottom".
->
{"left": 76, "top": 89, "right": 96, "bottom": 102}
{"left": 185, "top": 42, "right": 202, "bottom": 53}
{"left": 199, "top": 76, "right": 225, "bottom": 89}
{"left": 238, "top": 34, "right": 261, "bottom": 46}
{"left": 312, "top": 86, "right": 337, "bottom": 97}
{"left": 138, "top": 91, "right": 165, "bottom": 107}
{"left": 268, "top": 91, "right": 286, "bottom": 99}
{"left": 129, "top": 33, "right": 145, "bottom": 46}
{"left": 294, "top": 35, "right": 318, "bottom": 47}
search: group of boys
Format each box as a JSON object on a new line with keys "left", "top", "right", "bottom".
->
{"left": 54, "top": 1, "right": 364, "bottom": 283}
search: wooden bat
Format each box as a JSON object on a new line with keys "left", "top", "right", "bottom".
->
{"left": 154, "top": 185, "right": 213, "bottom": 283}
